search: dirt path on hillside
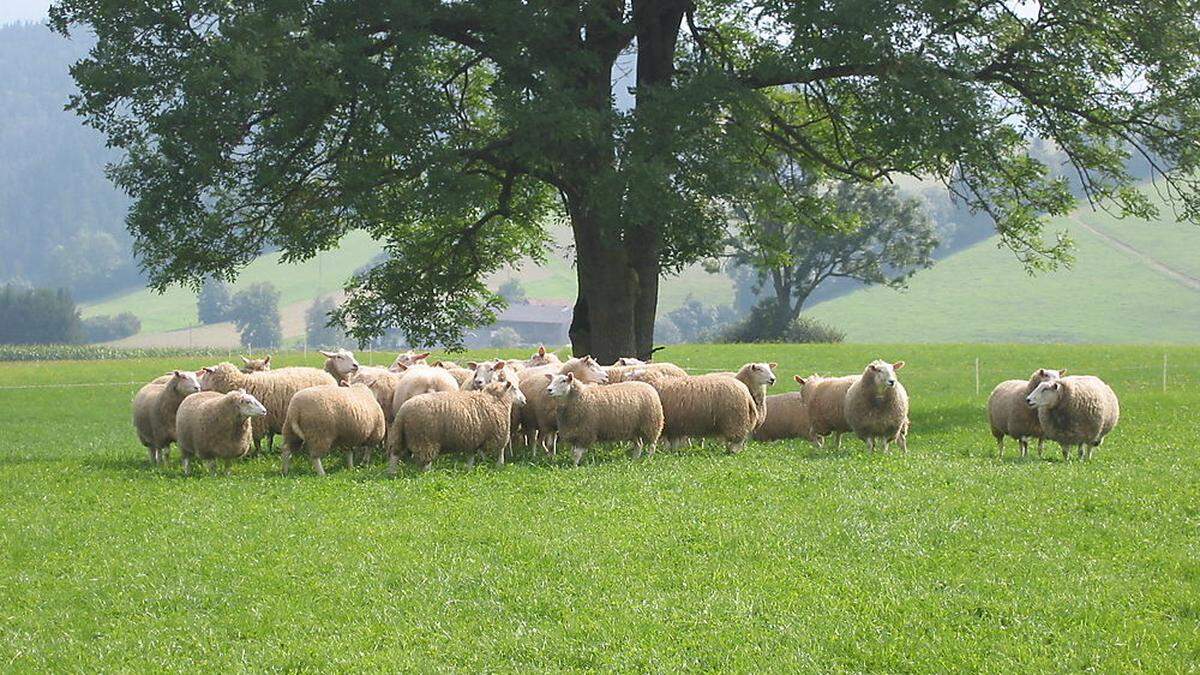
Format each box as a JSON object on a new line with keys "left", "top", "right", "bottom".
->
{"left": 1070, "top": 215, "right": 1200, "bottom": 292}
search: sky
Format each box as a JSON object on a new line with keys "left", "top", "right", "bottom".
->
{"left": 0, "top": 0, "right": 50, "bottom": 25}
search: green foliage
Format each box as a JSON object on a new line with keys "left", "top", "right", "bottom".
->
{"left": 305, "top": 296, "right": 348, "bottom": 348}
{"left": 0, "top": 284, "right": 83, "bottom": 344}
{"left": 196, "top": 278, "right": 232, "bottom": 325}
{"left": 489, "top": 326, "right": 522, "bottom": 348}
{"left": 50, "top": 0, "right": 1200, "bottom": 352}
{"left": 229, "top": 283, "right": 282, "bottom": 349}
{"left": 719, "top": 303, "right": 845, "bottom": 344}
{"left": 1, "top": 344, "right": 1199, "bottom": 670}
{"left": 0, "top": 344, "right": 227, "bottom": 361}
{"left": 81, "top": 312, "right": 140, "bottom": 343}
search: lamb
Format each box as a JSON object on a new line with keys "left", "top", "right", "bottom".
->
{"left": 1026, "top": 375, "right": 1120, "bottom": 460}
{"left": 517, "top": 356, "right": 610, "bottom": 454}
{"left": 638, "top": 369, "right": 758, "bottom": 453}
{"left": 132, "top": 370, "right": 202, "bottom": 465}
{"left": 843, "top": 360, "right": 909, "bottom": 453}
{"left": 388, "top": 380, "right": 526, "bottom": 473}
{"left": 280, "top": 383, "right": 387, "bottom": 476}
{"left": 752, "top": 392, "right": 820, "bottom": 445}
{"left": 391, "top": 362, "right": 460, "bottom": 411}
{"left": 547, "top": 372, "right": 664, "bottom": 466}
{"left": 175, "top": 389, "right": 268, "bottom": 476}
{"left": 605, "top": 362, "right": 688, "bottom": 383}
{"left": 199, "top": 362, "right": 336, "bottom": 453}
{"left": 795, "top": 374, "right": 859, "bottom": 449}
{"left": 987, "top": 368, "right": 1065, "bottom": 458}
{"left": 239, "top": 355, "right": 272, "bottom": 373}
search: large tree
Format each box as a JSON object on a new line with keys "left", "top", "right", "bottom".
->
{"left": 52, "top": 0, "right": 1200, "bottom": 361}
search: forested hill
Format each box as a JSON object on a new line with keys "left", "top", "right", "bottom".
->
{"left": 0, "top": 21, "right": 139, "bottom": 299}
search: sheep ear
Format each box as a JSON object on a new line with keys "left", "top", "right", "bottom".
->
{"left": 1059, "top": 368, "right": 1067, "bottom": 376}
{"left": 202, "top": 366, "right": 215, "bottom": 374}
{"left": 467, "top": 362, "right": 478, "bottom": 369}
{"left": 263, "top": 356, "right": 270, "bottom": 364}
{"left": 892, "top": 361, "right": 905, "bottom": 370}
{"left": 240, "top": 356, "right": 251, "bottom": 364}
{"left": 566, "top": 372, "right": 575, "bottom": 381}
{"left": 394, "top": 363, "right": 408, "bottom": 372}
{"left": 415, "top": 352, "right": 430, "bottom": 360}
{"left": 538, "top": 346, "right": 546, "bottom": 356}
{"left": 492, "top": 361, "right": 505, "bottom": 371}
{"left": 769, "top": 362, "right": 778, "bottom": 369}
{"left": 794, "top": 375, "right": 805, "bottom": 385}
{"left": 544, "top": 373, "right": 554, "bottom": 381}
{"left": 319, "top": 350, "right": 336, "bottom": 358}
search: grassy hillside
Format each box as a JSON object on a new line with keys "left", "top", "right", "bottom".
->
{"left": 1, "top": 344, "right": 1197, "bottom": 670}
{"left": 809, "top": 202, "right": 1200, "bottom": 343}
{"left": 83, "top": 227, "right": 733, "bottom": 341}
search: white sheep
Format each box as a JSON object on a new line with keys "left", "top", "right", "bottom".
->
{"left": 987, "top": 368, "right": 1064, "bottom": 458}
{"left": 843, "top": 360, "right": 909, "bottom": 453}
{"left": 525, "top": 345, "right": 561, "bottom": 368}
{"left": 132, "top": 370, "right": 202, "bottom": 465}
{"left": 175, "top": 389, "right": 268, "bottom": 476}
{"left": 638, "top": 369, "right": 759, "bottom": 453}
{"left": 391, "top": 362, "right": 460, "bottom": 411}
{"left": 1026, "top": 375, "right": 1120, "bottom": 460}
{"left": 517, "top": 356, "right": 610, "bottom": 454}
{"left": 752, "top": 392, "right": 820, "bottom": 445}
{"left": 546, "top": 372, "right": 664, "bottom": 466}
{"left": 795, "top": 374, "right": 859, "bottom": 449}
{"left": 605, "top": 362, "right": 687, "bottom": 383}
{"left": 280, "top": 383, "right": 387, "bottom": 476}
{"left": 388, "top": 380, "right": 527, "bottom": 473}
{"left": 389, "top": 350, "right": 430, "bottom": 371}
{"left": 239, "top": 355, "right": 272, "bottom": 373}
{"left": 700, "top": 362, "right": 777, "bottom": 428}
{"left": 199, "top": 362, "right": 336, "bottom": 453}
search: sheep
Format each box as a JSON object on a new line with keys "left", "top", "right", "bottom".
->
{"left": 239, "top": 355, "right": 272, "bottom": 373}
{"left": 391, "top": 362, "right": 460, "bottom": 412}
{"left": 546, "top": 372, "right": 664, "bottom": 466}
{"left": 843, "top": 360, "right": 909, "bottom": 453}
{"left": 132, "top": 370, "right": 202, "bottom": 465}
{"left": 525, "top": 345, "right": 561, "bottom": 368}
{"left": 752, "top": 392, "right": 820, "bottom": 445}
{"left": 1026, "top": 375, "right": 1120, "bottom": 460}
{"left": 432, "top": 360, "right": 473, "bottom": 386}
{"left": 605, "top": 362, "right": 688, "bottom": 383}
{"left": 388, "top": 380, "right": 527, "bottom": 473}
{"left": 987, "top": 368, "right": 1065, "bottom": 458}
{"left": 610, "top": 357, "right": 645, "bottom": 367}
{"left": 638, "top": 370, "right": 758, "bottom": 454}
{"left": 795, "top": 374, "right": 859, "bottom": 449}
{"left": 175, "top": 389, "right": 268, "bottom": 476}
{"left": 320, "top": 348, "right": 390, "bottom": 383}
{"left": 517, "top": 356, "right": 610, "bottom": 454}
{"left": 199, "top": 362, "right": 336, "bottom": 453}
{"left": 462, "top": 360, "right": 520, "bottom": 391}
{"left": 702, "top": 362, "right": 777, "bottom": 428}
{"left": 389, "top": 350, "right": 430, "bottom": 371}
{"left": 280, "top": 383, "right": 387, "bottom": 476}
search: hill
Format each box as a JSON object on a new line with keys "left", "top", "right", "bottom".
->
{"left": 808, "top": 190, "right": 1200, "bottom": 343}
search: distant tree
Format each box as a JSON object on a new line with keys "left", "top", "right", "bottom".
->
{"left": 0, "top": 285, "right": 83, "bottom": 344}
{"left": 652, "top": 315, "right": 682, "bottom": 345}
{"left": 229, "top": 283, "right": 282, "bottom": 349}
{"left": 81, "top": 312, "right": 140, "bottom": 343}
{"left": 718, "top": 308, "right": 844, "bottom": 344}
{"left": 666, "top": 297, "right": 738, "bottom": 344}
{"left": 305, "top": 296, "right": 348, "bottom": 348}
{"left": 728, "top": 164, "right": 937, "bottom": 336}
{"left": 490, "top": 326, "right": 522, "bottom": 348}
{"left": 197, "top": 278, "right": 232, "bottom": 325}
{"left": 498, "top": 279, "right": 527, "bottom": 305}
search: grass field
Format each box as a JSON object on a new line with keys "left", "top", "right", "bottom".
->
{"left": 2, "top": 344, "right": 1198, "bottom": 670}
{"left": 809, "top": 206, "right": 1200, "bottom": 343}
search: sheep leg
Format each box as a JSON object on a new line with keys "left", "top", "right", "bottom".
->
{"left": 898, "top": 433, "right": 908, "bottom": 453}
{"left": 266, "top": 433, "right": 275, "bottom": 453}
{"left": 252, "top": 436, "right": 262, "bottom": 455}
{"left": 1061, "top": 444, "right": 1070, "bottom": 461}
{"left": 882, "top": 438, "right": 890, "bottom": 454}
{"left": 571, "top": 445, "right": 586, "bottom": 467}
{"left": 222, "top": 458, "right": 232, "bottom": 476}
{"left": 645, "top": 441, "right": 657, "bottom": 459}
{"left": 181, "top": 456, "right": 191, "bottom": 476}
{"left": 344, "top": 450, "right": 355, "bottom": 470}
{"left": 1018, "top": 437, "right": 1028, "bottom": 458}
{"left": 387, "top": 452, "right": 399, "bottom": 477}
{"left": 728, "top": 439, "right": 745, "bottom": 455}
{"left": 466, "top": 454, "right": 476, "bottom": 469}
{"left": 1077, "top": 445, "right": 1086, "bottom": 460}
{"left": 311, "top": 456, "right": 326, "bottom": 476}
{"left": 995, "top": 436, "right": 1004, "bottom": 459}
{"left": 834, "top": 433, "right": 843, "bottom": 451}
{"left": 161, "top": 446, "right": 171, "bottom": 464}
{"left": 1037, "top": 438, "right": 1045, "bottom": 458}
{"left": 281, "top": 448, "right": 292, "bottom": 476}
{"left": 630, "top": 440, "right": 644, "bottom": 460}
{"left": 206, "top": 459, "right": 217, "bottom": 477}
{"left": 148, "top": 447, "right": 159, "bottom": 466}
{"left": 362, "top": 446, "right": 373, "bottom": 465}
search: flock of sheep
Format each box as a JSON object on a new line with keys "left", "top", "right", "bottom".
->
{"left": 131, "top": 347, "right": 1121, "bottom": 476}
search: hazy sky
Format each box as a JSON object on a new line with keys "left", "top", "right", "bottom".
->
{"left": 0, "top": 0, "right": 49, "bottom": 25}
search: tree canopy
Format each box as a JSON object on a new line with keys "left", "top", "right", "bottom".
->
{"left": 51, "top": 0, "right": 1200, "bottom": 360}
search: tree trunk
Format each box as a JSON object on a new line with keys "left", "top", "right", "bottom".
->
{"left": 568, "top": 202, "right": 639, "bottom": 362}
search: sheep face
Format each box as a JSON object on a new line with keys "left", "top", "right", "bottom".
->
{"left": 230, "top": 389, "right": 269, "bottom": 417}
{"left": 321, "top": 349, "right": 360, "bottom": 379}
{"left": 527, "top": 346, "right": 558, "bottom": 367}
{"left": 546, "top": 373, "right": 575, "bottom": 398}
{"left": 392, "top": 351, "right": 430, "bottom": 368}
{"left": 1031, "top": 368, "right": 1065, "bottom": 386}
{"left": 1026, "top": 380, "right": 1063, "bottom": 409}
{"left": 171, "top": 370, "right": 202, "bottom": 394}
{"left": 579, "top": 356, "right": 609, "bottom": 384}
{"left": 485, "top": 380, "right": 527, "bottom": 406}
{"left": 863, "top": 360, "right": 904, "bottom": 390}
{"left": 467, "top": 360, "right": 505, "bottom": 389}
{"left": 240, "top": 355, "right": 271, "bottom": 372}
{"left": 614, "top": 357, "right": 645, "bottom": 366}
{"left": 745, "top": 362, "right": 778, "bottom": 387}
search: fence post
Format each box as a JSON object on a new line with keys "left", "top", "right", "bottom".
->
{"left": 974, "top": 357, "right": 980, "bottom": 396}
